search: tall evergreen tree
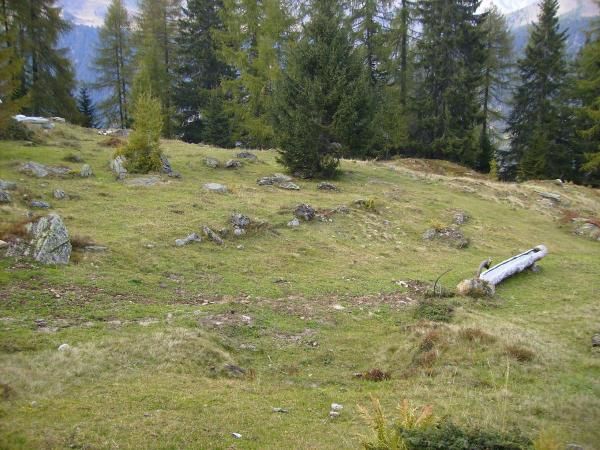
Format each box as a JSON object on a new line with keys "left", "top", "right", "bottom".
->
{"left": 173, "top": 0, "right": 232, "bottom": 144}
{"left": 217, "top": 0, "right": 292, "bottom": 148}
{"left": 412, "top": 0, "right": 486, "bottom": 168}
{"left": 9, "top": 0, "right": 77, "bottom": 119}
{"left": 134, "top": 0, "right": 182, "bottom": 137}
{"left": 575, "top": 6, "right": 600, "bottom": 184}
{"left": 506, "top": 0, "right": 573, "bottom": 181}
{"left": 0, "top": 0, "right": 28, "bottom": 129}
{"left": 273, "top": 0, "right": 373, "bottom": 177}
{"left": 479, "top": 6, "right": 513, "bottom": 172}
{"left": 77, "top": 87, "right": 97, "bottom": 128}
{"left": 93, "top": 0, "right": 133, "bottom": 129}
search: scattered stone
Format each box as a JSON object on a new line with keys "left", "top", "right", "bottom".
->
{"left": 237, "top": 151, "right": 257, "bottom": 161}
{"left": 457, "top": 278, "right": 495, "bottom": 297}
{"left": 231, "top": 433, "right": 242, "bottom": 439}
{"left": 335, "top": 205, "right": 350, "bottom": 214}
{"left": 422, "top": 226, "right": 469, "bottom": 249}
{"left": 317, "top": 182, "right": 338, "bottom": 191}
{"left": 204, "top": 157, "right": 220, "bottom": 168}
{"left": 329, "top": 411, "right": 340, "bottom": 418}
{"left": 80, "top": 164, "right": 93, "bottom": 177}
{"left": 331, "top": 403, "right": 343, "bottom": 411}
{"left": 554, "top": 179, "right": 564, "bottom": 186}
{"left": 287, "top": 218, "right": 300, "bottom": 228}
{"left": 175, "top": 233, "right": 201, "bottom": 247}
{"left": 0, "top": 190, "right": 11, "bottom": 203}
{"left": 537, "top": 191, "right": 561, "bottom": 203}
{"left": 592, "top": 334, "right": 600, "bottom": 348}
{"left": 19, "top": 161, "right": 70, "bottom": 178}
{"left": 233, "top": 228, "right": 245, "bottom": 236}
{"left": 294, "top": 204, "right": 316, "bottom": 221}
{"left": 0, "top": 240, "right": 8, "bottom": 249}
{"left": 110, "top": 156, "right": 128, "bottom": 180}
{"left": 224, "top": 364, "right": 246, "bottom": 377}
{"left": 203, "top": 182, "right": 228, "bottom": 194}
{"left": 231, "top": 213, "right": 251, "bottom": 229}
{"left": 332, "top": 304, "right": 345, "bottom": 310}
{"left": 272, "top": 407, "right": 288, "bottom": 413}
{"left": 6, "top": 213, "right": 71, "bottom": 264}
{"left": 278, "top": 181, "right": 300, "bottom": 190}
{"left": 53, "top": 189, "right": 66, "bottom": 200}
{"left": 30, "top": 200, "right": 51, "bottom": 209}
{"left": 225, "top": 159, "right": 242, "bottom": 168}
{"left": 573, "top": 222, "right": 600, "bottom": 241}
{"left": 0, "top": 180, "right": 16, "bottom": 190}
{"left": 125, "top": 176, "right": 161, "bottom": 187}
{"left": 453, "top": 211, "right": 469, "bottom": 225}
{"left": 57, "top": 343, "right": 71, "bottom": 352}
{"left": 257, "top": 173, "right": 293, "bottom": 186}
{"left": 203, "top": 226, "right": 224, "bottom": 245}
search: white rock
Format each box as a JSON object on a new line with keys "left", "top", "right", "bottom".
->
{"left": 232, "top": 433, "right": 242, "bottom": 439}
{"left": 331, "top": 403, "right": 343, "bottom": 411}
{"left": 332, "top": 304, "right": 345, "bottom": 311}
{"left": 203, "top": 183, "right": 228, "bottom": 193}
{"left": 58, "top": 343, "right": 71, "bottom": 352}
{"left": 287, "top": 218, "right": 300, "bottom": 227}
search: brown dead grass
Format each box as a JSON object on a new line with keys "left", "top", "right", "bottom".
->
{"left": 99, "top": 137, "right": 124, "bottom": 148}
{"left": 504, "top": 344, "right": 535, "bottom": 362}
{"left": 459, "top": 327, "right": 497, "bottom": 345}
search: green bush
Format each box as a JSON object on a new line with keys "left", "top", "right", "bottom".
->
{"left": 401, "top": 421, "right": 530, "bottom": 450}
{"left": 116, "top": 92, "right": 163, "bottom": 173}
{"left": 0, "top": 119, "right": 33, "bottom": 141}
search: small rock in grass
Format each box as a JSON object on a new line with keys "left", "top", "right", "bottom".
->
{"left": 332, "top": 304, "right": 345, "bottom": 310}
{"left": 175, "top": 233, "right": 201, "bottom": 247}
{"left": 0, "top": 180, "right": 17, "bottom": 190}
{"left": 232, "top": 433, "right": 242, "bottom": 439}
{"left": 80, "top": 164, "right": 93, "bottom": 177}
{"left": 287, "top": 218, "right": 300, "bottom": 228}
{"left": 0, "top": 240, "right": 8, "bottom": 249}
{"left": 110, "top": 156, "right": 128, "bottom": 180}
{"left": 233, "top": 228, "right": 246, "bottom": 236}
{"left": 83, "top": 245, "right": 108, "bottom": 252}
{"left": 204, "top": 157, "right": 220, "bottom": 168}
{"left": 30, "top": 200, "right": 51, "bottom": 209}
{"left": 278, "top": 181, "right": 300, "bottom": 190}
{"left": 331, "top": 403, "right": 343, "bottom": 411}
{"left": 574, "top": 222, "right": 600, "bottom": 241}
{"left": 225, "top": 159, "right": 241, "bottom": 169}
{"left": 58, "top": 343, "right": 71, "bottom": 352}
{"left": 53, "top": 189, "right": 66, "bottom": 199}
{"left": 294, "top": 204, "right": 315, "bottom": 221}
{"left": 231, "top": 213, "right": 251, "bottom": 229}
{"left": 537, "top": 191, "right": 561, "bottom": 203}
{"left": 329, "top": 411, "right": 340, "bottom": 418}
{"left": 203, "top": 226, "right": 224, "bottom": 245}
{"left": 456, "top": 278, "right": 495, "bottom": 297}
{"left": 0, "top": 190, "right": 11, "bottom": 203}
{"left": 203, "top": 183, "right": 227, "bottom": 194}
{"left": 272, "top": 407, "right": 288, "bottom": 413}
{"left": 237, "top": 151, "right": 257, "bottom": 161}
{"left": 592, "top": 334, "right": 600, "bottom": 348}
{"left": 453, "top": 211, "right": 469, "bottom": 225}
{"left": 317, "top": 182, "right": 338, "bottom": 191}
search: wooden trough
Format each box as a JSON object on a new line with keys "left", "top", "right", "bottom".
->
{"left": 457, "top": 245, "right": 548, "bottom": 297}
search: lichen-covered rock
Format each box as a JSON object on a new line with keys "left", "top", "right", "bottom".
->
{"left": 257, "top": 173, "right": 292, "bottom": 186}
{"left": 53, "top": 189, "right": 66, "bottom": 200}
{"left": 203, "top": 226, "right": 224, "bottom": 245}
{"left": 287, "top": 218, "right": 300, "bottom": 227}
{"left": 0, "top": 190, "right": 11, "bottom": 203}
{"left": 204, "top": 183, "right": 227, "bottom": 193}
{"left": 204, "top": 157, "right": 220, "bottom": 168}
{"left": 294, "top": 204, "right": 316, "bottom": 221}
{"left": 574, "top": 222, "right": 600, "bottom": 241}
{"left": 110, "top": 156, "right": 128, "bottom": 180}
{"left": 30, "top": 200, "right": 51, "bottom": 209}
{"left": 80, "top": 164, "right": 93, "bottom": 177}
{"left": 225, "top": 159, "right": 242, "bottom": 169}
{"left": 453, "top": 211, "right": 469, "bottom": 225}
{"left": 278, "top": 181, "right": 300, "bottom": 190}
{"left": 456, "top": 278, "right": 495, "bottom": 297}
{"left": 317, "top": 182, "right": 338, "bottom": 191}
{"left": 6, "top": 214, "right": 71, "bottom": 264}
{"left": 0, "top": 180, "right": 16, "bottom": 190}
{"left": 231, "top": 213, "right": 251, "bottom": 229}
{"left": 19, "top": 161, "right": 70, "bottom": 178}
{"left": 175, "top": 233, "right": 201, "bottom": 247}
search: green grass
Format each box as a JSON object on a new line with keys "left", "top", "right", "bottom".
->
{"left": 0, "top": 124, "right": 599, "bottom": 448}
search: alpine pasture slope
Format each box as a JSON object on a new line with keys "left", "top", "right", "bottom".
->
{"left": 0, "top": 123, "right": 599, "bottom": 448}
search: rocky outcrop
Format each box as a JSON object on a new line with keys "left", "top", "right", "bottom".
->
{"left": 204, "top": 157, "right": 220, "bottom": 168}
{"left": 6, "top": 214, "right": 71, "bottom": 264}
{"left": 80, "top": 164, "right": 93, "bottom": 177}
{"left": 19, "top": 161, "right": 70, "bottom": 178}
{"left": 225, "top": 159, "right": 242, "bottom": 169}
{"left": 294, "top": 204, "right": 316, "bottom": 221}
{"left": 110, "top": 156, "right": 128, "bottom": 180}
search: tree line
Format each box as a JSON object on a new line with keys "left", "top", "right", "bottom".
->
{"left": 0, "top": 0, "right": 599, "bottom": 184}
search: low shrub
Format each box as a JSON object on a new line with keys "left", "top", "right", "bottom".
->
{"left": 414, "top": 299, "right": 454, "bottom": 322}
{"left": 504, "top": 344, "right": 535, "bottom": 362}
{"left": 0, "top": 119, "right": 33, "bottom": 141}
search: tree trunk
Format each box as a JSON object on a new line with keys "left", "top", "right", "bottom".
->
{"left": 479, "top": 245, "right": 548, "bottom": 286}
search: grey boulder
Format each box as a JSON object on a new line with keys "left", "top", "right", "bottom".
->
{"left": 175, "top": 233, "right": 201, "bottom": 247}
{"left": 80, "top": 164, "right": 93, "bottom": 177}
{"left": 236, "top": 152, "right": 257, "bottom": 161}
{"left": 30, "top": 200, "right": 51, "bottom": 209}
{"left": 203, "top": 226, "right": 224, "bottom": 245}
{"left": 0, "top": 180, "right": 16, "bottom": 190}
{"left": 204, "top": 183, "right": 228, "bottom": 193}
{"left": 6, "top": 214, "right": 71, "bottom": 264}
{"left": 225, "top": 159, "right": 242, "bottom": 169}
{"left": 204, "top": 157, "right": 220, "bottom": 168}
{"left": 294, "top": 204, "right": 316, "bottom": 221}
{"left": 0, "top": 190, "right": 11, "bottom": 203}
{"left": 231, "top": 213, "right": 251, "bottom": 229}
{"left": 110, "top": 156, "right": 128, "bottom": 180}
{"left": 53, "top": 189, "right": 66, "bottom": 200}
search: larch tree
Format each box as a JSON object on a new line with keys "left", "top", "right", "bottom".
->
{"left": 77, "top": 87, "right": 97, "bottom": 128}
{"left": 93, "top": 0, "right": 133, "bottom": 129}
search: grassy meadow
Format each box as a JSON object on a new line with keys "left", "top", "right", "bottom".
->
{"left": 0, "top": 124, "right": 599, "bottom": 449}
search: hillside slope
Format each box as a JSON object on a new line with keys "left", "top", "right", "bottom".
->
{"left": 0, "top": 124, "right": 599, "bottom": 448}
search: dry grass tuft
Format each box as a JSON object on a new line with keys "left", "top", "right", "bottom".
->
{"left": 459, "top": 327, "right": 497, "bottom": 345}
{"left": 0, "top": 217, "right": 40, "bottom": 241}
{"left": 99, "top": 136, "right": 124, "bottom": 148}
{"left": 363, "top": 368, "right": 391, "bottom": 382}
{"left": 504, "top": 344, "right": 535, "bottom": 362}
{"left": 70, "top": 234, "right": 96, "bottom": 250}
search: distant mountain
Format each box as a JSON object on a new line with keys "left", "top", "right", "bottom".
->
{"left": 58, "top": 0, "right": 137, "bottom": 27}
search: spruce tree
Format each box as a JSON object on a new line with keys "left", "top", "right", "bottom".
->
{"left": 479, "top": 6, "right": 513, "bottom": 173}
{"left": 413, "top": 0, "right": 486, "bottom": 168}
{"left": 10, "top": 0, "right": 78, "bottom": 120}
{"left": 217, "top": 0, "right": 292, "bottom": 148}
{"left": 0, "top": 1, "right": 28, "bottom": 130}
{"left": 575, "top": 10, "right": 600, "bottom": 184}
{"left": 273, "top": 0, "right": 372, "bottom": 177}
{"left": 506, "top": 0, "right": 573, "bottom": 181}
{"left": 93, "top": 0, "right": 133, "bottom": 129}
{"left": 173, "top": 0, "right": 232, "bottom": 145}
{"left": 77, "top": 87, "right": 97, "bottom": 128}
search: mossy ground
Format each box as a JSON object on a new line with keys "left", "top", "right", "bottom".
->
{"left": 0, "top": 124, "right": 599, "bottom": 449}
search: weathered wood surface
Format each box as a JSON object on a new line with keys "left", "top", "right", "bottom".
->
{"left": 479, "top": 245, "right": 547, "bottom": 286}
